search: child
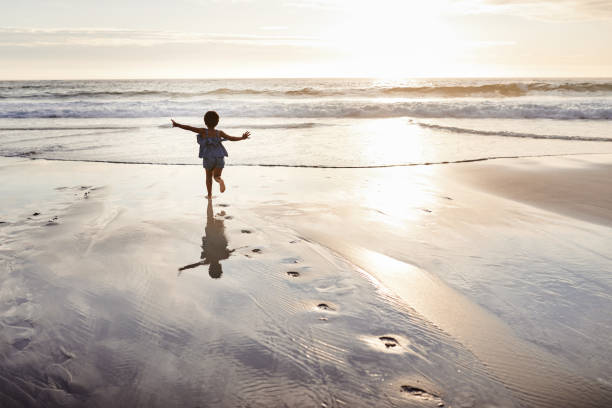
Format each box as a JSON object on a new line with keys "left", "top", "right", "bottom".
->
{"left": 171, "top": 111, "right": 250, "bottom": 198}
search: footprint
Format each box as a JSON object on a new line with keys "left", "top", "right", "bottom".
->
{"left": 286, "top": 271, "right": 300, "bottom": 278}
{"left": 400, "top": 385, "right": 444, "bottom": 406}
{"left": 317, "top": 303, "right": 335, "bottom": 311}
{"left": 58, "top": 346, "right": 76, "bottom": 363}
{"left": 400, "top": 385, "right": 426, "bottom": 394}
{"left": 241, "top": 229, "right": 252, "bottom": 234}
{"left": 218, "top": 203, "right": 230, "bottom": 207}
{"left": 13, "top": 338, "right": 31, "bottom": 350}
{"left": 379, "top": 336, "right": 399, "bottom": 348}
{"left": 442, "top": 196, "right": 453, "bottom": 201}
{"left": 251, "top": 248, "right": 262, "bottom": 253}
{"left": 4, "top": 317, "right": 34, "bottom": 328}
{"left": 32, "top": 212, "right": 41, "bottom": 216}
{"left": 46, "top": 364, "right": 72, "bottom": 390}
{"left": 422, "top": 209, "right": 432, "bottom": 213}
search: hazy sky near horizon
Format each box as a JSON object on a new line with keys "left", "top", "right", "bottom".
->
{"left": 1, "top": 0, "right": 611, "bottom": 79}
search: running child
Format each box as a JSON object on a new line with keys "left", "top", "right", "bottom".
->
{"left": 171, "top": 111, "right": 250, "bottom": 198}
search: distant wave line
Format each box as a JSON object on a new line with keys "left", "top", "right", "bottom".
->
{"left": 0, "top": 126, "right": 139, "bottom": 131}
{"left": 3, "top": 82, "right": 612, "bottom": 99}
{"left": 413, "top": 122, "right": 612, "bottom": 142}
{"left": 2, "top": 100, "right": 612, "bottom": 119}
{"left": 1, "top": 123, "right": 325, "bottom": 131}
{"left": 223, "top": 122, "right": 330, "bottom": 129}
{"left": 157, "top": 122, "right": 331, "bottom": 130}
{"left": 382, "top": 82, "right": 612, "bottom": 97}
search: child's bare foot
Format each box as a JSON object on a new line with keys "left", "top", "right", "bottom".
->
{"left": 214, "top": 177, "right": 226, "bottom": 193}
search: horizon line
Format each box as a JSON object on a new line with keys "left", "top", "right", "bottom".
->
{"left": 2, "top": 75, "right": 612, "bottom": 82}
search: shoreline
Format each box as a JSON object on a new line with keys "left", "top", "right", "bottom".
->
{"left": 1, "top": 155, "right": 611, "bottom": 407}
{"left": 3, "top": 150, "right": 610, "bottom": 168}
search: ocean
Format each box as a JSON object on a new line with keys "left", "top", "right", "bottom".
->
{"left": 1, "top": 78, "right": 612, "bottom": 167}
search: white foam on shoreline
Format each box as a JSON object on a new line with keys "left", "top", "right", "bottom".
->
{"left": 2, "top": 98, "right": 612, "bottom": 119}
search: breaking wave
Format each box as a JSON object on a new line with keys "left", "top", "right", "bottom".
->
{"left": 2, "top": 99, "right": 611, "bottom": 119}
{"left": 3, "top": 81, "right": 612, "bottom": 100}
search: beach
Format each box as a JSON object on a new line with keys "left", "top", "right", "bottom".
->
{"left": 1, "top": 154, "right": 611, "bottom": 407}
{"left": 3, "top": 0, "right": 612, "bottom": 402}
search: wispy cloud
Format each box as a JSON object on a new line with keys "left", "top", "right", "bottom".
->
{"left": 283, "top": 0, "right": 344, "bottom": 10}
{"left": 453, "top": 0, "right": 612, "bottom": 20}
{"left": 0, "top": 27, "right": 323, "bottom": 47}
{"left": 260, "top": 26, "right": 289, "bottom": 30}
{"left": 467, "top": 40, "right": 517, "bottom": 47}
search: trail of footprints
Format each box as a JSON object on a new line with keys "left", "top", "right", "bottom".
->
{"left": 0, "top": 186, "right": 99, "bottom": 228}
{"left": 5, "top": 199, "right": 446, "bottom": 405}
{"left": 2, "top": 187, "right": 99, "bottom": 355}
{"left": 1, "top": 293, "right": 35, "bottom": 351}
{"left": 230, "top": 203, "right": 446, "bottom": 407}
{"left": 1, "top": 290, "right": 85, "bottom": 402}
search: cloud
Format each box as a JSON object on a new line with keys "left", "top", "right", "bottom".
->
{"left": 466, "top": 40, "right": 517, "bottom": 47}
{"left": 260, "top": 26, "right": 289, "bottom": 30}
{"left": 283, "top": 0, "right": 345, "bottom": 10}
{"left": 0, "top": 27, "right": 323, "bottom": 48}
{"left": 453, "top": 0, "right": 612, "bottom": 20}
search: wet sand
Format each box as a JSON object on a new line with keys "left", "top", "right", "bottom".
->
{"left": 1, "top": 155, "right": 611, "bottom": 407}
{"left": 453, "top": 155, "right": 612, "bottom": 227}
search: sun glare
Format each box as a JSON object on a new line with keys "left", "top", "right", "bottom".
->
{"left": 325, "top": 1, "right": 458, "bottom": 77}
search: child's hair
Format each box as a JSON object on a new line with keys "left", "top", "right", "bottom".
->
{"left": 204, "top": 111, "right": 219, "bottom": 128}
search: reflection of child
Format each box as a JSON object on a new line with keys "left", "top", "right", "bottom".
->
{"left": 202, "top": 207, "right": 232, "bottom": 279}
{"left": 171, "top": 111, "right": 250, "bottom": 198}
{"left": 178, "top": 200, "right": 233, "bottom": 279}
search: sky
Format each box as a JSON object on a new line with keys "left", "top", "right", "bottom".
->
{"left": 1, "top": 0, "right": 611, "bottom": 79}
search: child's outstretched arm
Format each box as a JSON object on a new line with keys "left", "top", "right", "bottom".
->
{"left": 220, "top": 130, "right": 250, "bottom": 141}
{"left": 170, "top": 119, "right": 205, "bottom": 133}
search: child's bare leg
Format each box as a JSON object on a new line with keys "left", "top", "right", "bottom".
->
{"left": 205, "top": 169, "right": 213, "bottom": 198}
{"left": 213, "top": 167, "right": 225, "bottom": 193}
